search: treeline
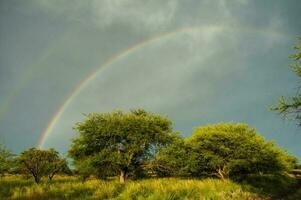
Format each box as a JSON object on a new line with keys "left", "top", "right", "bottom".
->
{"left": 0, "top": 109, "right": 298, "bottom": 184}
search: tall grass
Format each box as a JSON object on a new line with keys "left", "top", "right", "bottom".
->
{"left": 0, "top": 175, "right": 261, "bottom": 200}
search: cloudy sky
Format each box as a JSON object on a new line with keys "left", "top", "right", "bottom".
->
{"left": 0, "top": 0, "right": 300, "bottom": 158}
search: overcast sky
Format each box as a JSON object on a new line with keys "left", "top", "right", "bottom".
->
{"left": 0, "top": 0, "right": 300, "bottom": 158}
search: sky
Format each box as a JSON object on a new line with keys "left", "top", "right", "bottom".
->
{"left": 0, "top": 0, "right": 300, "bottom": 158}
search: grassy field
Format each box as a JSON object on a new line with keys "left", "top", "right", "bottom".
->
{"left": 0, "top": 175, "right": 300, "bottom": 200}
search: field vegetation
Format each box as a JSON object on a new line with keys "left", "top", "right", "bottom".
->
{"left": 1, "top": 174, "right": 300, "bottom": 200}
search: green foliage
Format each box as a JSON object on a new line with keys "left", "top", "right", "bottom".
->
{"left": 186, "top": 123, "right": 296, "bottom": 179}
{"left": 69, "top": 109, "right": 175, "bottom": 183}
{"left": 18, "top": 148, "right": 50, "bottom": 183}
{"left": 156, "top": 123, "right": 297, "bottom": 180}
{"left": 272, "top": 37, "right": 301, "bottom": 126}
{"left": 0, "top": 144, "right": 13, "bottom": 177}
{"left": 151, "top": 134, "right": 191, "bottom": 177}
{"left": 242, "top": 173, "right": 298, "bottom": 197}
{"left": 18, "top": 148, "right": 67, "bottom": 183}
{"left": 46, "top": 148, "right": 70, "bottom": 180}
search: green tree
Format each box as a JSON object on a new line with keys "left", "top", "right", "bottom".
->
{"left": 18, "top": 148, "right": 50, "bottom": 183}
{"left": 150, "top": 134, "right": 191, "bottom": 177}
{"left": 69, "top": 109, "right": 174, "bottom": 183}
{"left": 186, "top": 123, "right": 296, "bottom": 180}
{"left": 73, "top": 158, "right": 97, "bottom": 181}
{"left": 18, "top": 148, "right": 66, "bottom": 183}
{"left": 272, "top": 37, "right": 301, "bottom": 126}
{"left": 46, "top": 148, "right": 69, "bottom": 181}
{"left": 0, "top": 144, "right": 13, "bottom": 177}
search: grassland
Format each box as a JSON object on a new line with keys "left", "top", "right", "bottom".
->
{"left": 0, "top": 175, "right": 300, "bottom": 200}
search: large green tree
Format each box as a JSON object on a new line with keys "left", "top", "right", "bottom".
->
{"left": 157, "top": 123, "right": 297, "bottom": 180}
{"left": 272, "top": 37, "right": 301, "bottom": 126}
{"left": 186, "top": 123, "right": 297, "bottom": 180}
{"left": 69, "top": 109, "right": 174, "bottom": 183}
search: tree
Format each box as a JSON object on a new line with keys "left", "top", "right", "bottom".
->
{"left": 150, "top": 134, "right": 191, "bottom": 177}
{"left": 73, "top": 158, "right": 97, "bottom": 181}
{"left": 69, "top": 109, "right": 174, "bottom": 183}
{"left": 18, "top": 148, "right": 66, "bottom": 183}
{"left": 0, "top": 144, "right": 13, "bottom": 177}
{"left": 272, "top": 37, "right": 301, "bottom": 126}
{"left": 186, "top": 123, "right": 296, "bottom": 180}
{"left": 18, "top": 148, "right": 50, "bottom": 183}
{"left": 45, "top": 148, "right": 69, "bottom": 181}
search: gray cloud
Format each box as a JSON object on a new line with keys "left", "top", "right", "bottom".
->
{"left": 92, "top": 0, "right": 178, "bottom": 31}
{"left": 31, "top": 0, "right": 178, "bottom": 32}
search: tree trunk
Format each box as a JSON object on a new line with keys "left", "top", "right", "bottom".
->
{"left": 34, "top": 175, "right": 40, "bottom": 184}
{"left": 48, "top": 174, "right": 54, "bottom": 181}
{"left": 119, "top": 170, "right": 126, "bottom": 184}
{"left": 217, "top": 168, "right": 227, "bottom": 180}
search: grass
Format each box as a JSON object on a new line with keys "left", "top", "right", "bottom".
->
{"left": 0, "top": 175, "right": 300, "bottom": 200}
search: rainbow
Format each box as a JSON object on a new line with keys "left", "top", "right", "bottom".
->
{"left": 37, "top": 25, "right": 288, "bottom": 148}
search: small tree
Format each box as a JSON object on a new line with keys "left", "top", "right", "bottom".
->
{"left": 69, "top": 109, "right": 174, "bottom": 183}
{"left": 0, "top": 144, "right": 13, "bottom": 177}
{"left": 151, "top": 134, "right": 191, "bottom": 177}
{"left": 18, "top": 148, "right": 66, "bottom": 183}
{"left": 46, "top": 148, "right": 69, "bottom": 181}
{"left": 73, "top": 158, "right": 96, "bottom": 181}
{"left": 18, "top": 148, "right": 50, "bottom": 183}
{"left": 186, "top": 123, "right": 297, "bottom": 180}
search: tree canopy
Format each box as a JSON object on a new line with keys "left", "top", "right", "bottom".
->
{"left": 69, "top": 109, "right": 175, "bottom": 183}
{"left": 187, "top": 123, "right": 296, "bottom": 179}
{"left": 156, "top": 123, "right": 297, "bottom": 180}
{"left": 18, "top": 148, "right": 67, "bottom": 183}
{"left": 45, "top": 148, "right": 69, "bottom": 180}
